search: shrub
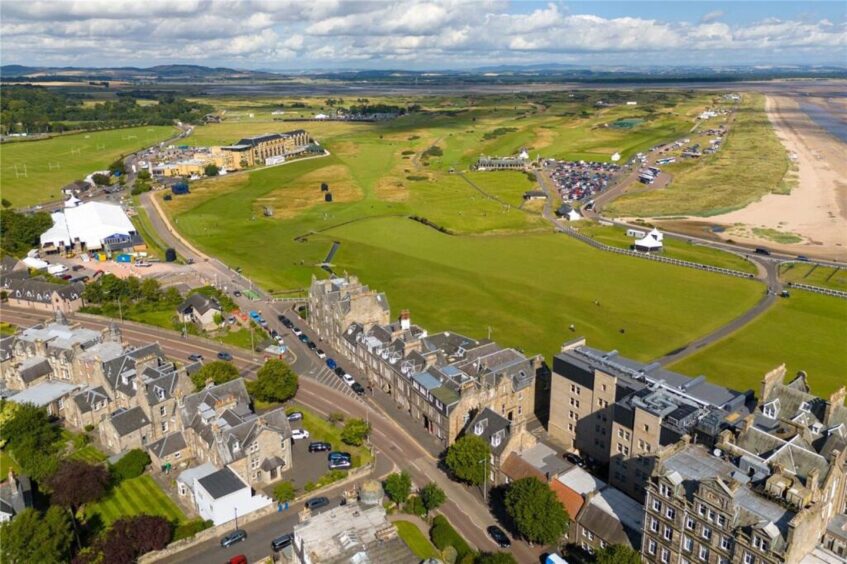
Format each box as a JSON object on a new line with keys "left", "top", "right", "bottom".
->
{"left": 341, "top": 418, "right": 370, "bottom": 446}
{"left": 403, "top": 495, "right": 426, "bottom": 517}
{"left": 422, "top": 145, "right": 443, "bottom": 158}
{"left": 72, "top": 432, "right": 90, "bottom": 449}
{"left": 304, "top": 481, "right": 316, "bottom": 492}
{"left": 172, "top": 518, "right": 213, "bottom": 542}
{"left": 110, "top": 449, "right": 151, "bottom": 482}
{"left": 274, "top": 481, "right": 296, "bottom": 503}
{"left": 84, "top": 424, "right": 96, "bottom": 433}
{"left": 328, "top": 411, "right": 345, "bottom": 425}
{"left": 431, "top": 515, "right": 473, "bottom": 561}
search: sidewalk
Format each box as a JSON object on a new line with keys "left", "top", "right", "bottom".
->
{"left": 368, "top": 386, "right": 445, "bottom": 458}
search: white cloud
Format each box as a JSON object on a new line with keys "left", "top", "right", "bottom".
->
{"left": 701, "top": 10, "right": 725, "bottom": 24}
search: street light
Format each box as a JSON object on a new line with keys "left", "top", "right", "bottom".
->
{"left": 479, "top": 457, "right": 489, "bottom": 503}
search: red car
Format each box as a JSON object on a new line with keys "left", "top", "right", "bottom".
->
{"left": 229, "top": 555, "right": 247, "bottom": 564}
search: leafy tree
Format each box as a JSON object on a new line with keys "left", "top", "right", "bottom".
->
{"left": 110, "top": 448, "right": 151, "bottom": 481}
{"left": 204, "top": 163, "right": 219, "bottom": 176}
{"left": 190, "top": 361, "right": 238, "bottom": 390}
{"left": 91, "top": 173, "right": 111, "bottom": 186}
{"left": 384, "top": 471, "right": 412, "bottom": 505}
{"left": 49, "top": 459, "right": 110, "bottom": 510}
{"left": 1, "top": 198, "right": 11, "bottom": 208}
{"left": 420, "top": 481, "right": 446, "bottom": 517}
{"left": 340, "top": 418, "right": 370, "bottom": 446}
{"left": 213, "top": 312, "right": 224, "bottom": 326}
{"left": 0, "top": 403, "right": 61, "bottom": 481}
{"left": 476, "top": 553, "right": 517, "bottom": 564}
{"left": 90, "top": 515, "right": 172, "bottom": 563}
{"left": 273, "top": 481, "right": 296, "bottom": 502}
{"left": 445, "top": 435, "right": 490, "bottom": 486}
{"left": 0, "top": 399, "right": 20, "bottom": 448}
{"left": 504, "top": 477, "right": 569, "bottom": 545}
{"left": 252, "top": 359, "right": 298, "bottom": 403}
{"left": 0, "top": 507, "right": 73, "bottom": 564}
{"left": 137, "top": 169, "right": 151, "bottom": 181}
{"left": 109, "top": 157, "right": 126, "bottom": 176}
{"left": 0, "top": 209, "right": 53, "bottom": 257}
{"left": 595, "top": 544, "right": 641, "bottom": 564}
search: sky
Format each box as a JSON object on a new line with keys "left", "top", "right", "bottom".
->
{"left": 1, "top": 1, "right": 845, "bottom": 70}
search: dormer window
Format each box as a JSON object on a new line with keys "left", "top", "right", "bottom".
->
{"left": 155, "top": 386, "right": 166, "bottom": 401}
{"left": 799, "top": 401, "right": 811, "bottom": 413}
{"left": 762, "top": 399, "right": 780, "bottom": 419}
{"left": 491, "top": 432, "right": 502, "bottom": 448}
{"left": 232, "top": 440, "right": 240, "bottom": 451}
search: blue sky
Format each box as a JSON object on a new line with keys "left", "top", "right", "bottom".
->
{"left": 1, "top": 1, "right": 845, "bottom": 70}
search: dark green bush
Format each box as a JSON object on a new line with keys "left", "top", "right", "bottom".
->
{"left": 431, "top": 515, "right": 473, "bottom": 561}
{"left": 110, "top": 449, "right": 151, "bottom": 482}
{"left": 403, "top": 495, "right": 426, "bottom": 517}
{"left": 173, "top": 518, "right": 213, "bottom": 541}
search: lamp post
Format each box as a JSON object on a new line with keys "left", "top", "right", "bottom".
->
{"left": 479, "top": 457, "right": 489, "bottom": 503}
{"left": 234, "top": 507, "right": 238, "bottom": 531}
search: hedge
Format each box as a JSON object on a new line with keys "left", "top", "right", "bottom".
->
{"left": 173, "top": 518, "right": 213, "bottom": 541}
{"left": 430, "top": 515, "right": 473, "bottom": 561}
{"left": 110, "top": 449, "right": 151, "bottom": 482}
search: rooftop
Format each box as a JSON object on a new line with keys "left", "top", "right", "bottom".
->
{"left": 9, "top": 380, "right": 81, "bottom": 407}
{"left": 197, "top": 466, "right": 247, "bottom": 499}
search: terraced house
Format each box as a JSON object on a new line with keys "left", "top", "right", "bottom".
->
{"left": 641, "top": 369, "right": 847, "bottom": 564}
{"left": 310, "top": 276, "right": 545, "bottom": 446}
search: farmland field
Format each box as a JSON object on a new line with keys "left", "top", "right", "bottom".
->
{"left": 670, "top": 291, "right": 847, "bottom": 396}
{"left": 0, "top": 125, "right": 177, "bottom": 207}
{"left": 85, "top": 474, "right": 187, "bottom": 526}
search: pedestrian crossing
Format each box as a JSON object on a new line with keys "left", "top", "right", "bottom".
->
{"left": 305, "top": 363, "right": 359, "bottom": 399}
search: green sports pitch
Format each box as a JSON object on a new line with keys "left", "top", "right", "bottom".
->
{"left": 0, "top": 125, "right": 177, "bottom": 207}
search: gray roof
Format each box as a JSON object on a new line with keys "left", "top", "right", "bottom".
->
{"left": 2, "top": 279, "right": 85, "bottom": 304}
{"left": 178, "top": 293, "right": 221, "bottom": 316}
{"left": 109, "top": 406, "right": 151, "bottom": 437}
{"left": 8, "top": 380, "right": 81, "bottom": 407}
{"left": 467, "top": 407, "right": 512, "bottom": 455}
{"left": 0, "top": 475, "right": 33, "bottom": 518}
{"left": 197, "top": 466, "right": 246, "bottom": 499}
{"left": 17, "top": 356, "right": 52, "bottom": 383}
{"left": 148, "top": 432, "right": 187, "bottom": 459}
{"left": 72, "top": 386, "right": 111, "bottom": 414}
{"left": 177, "top": 462, "right": 218, "bottom": 488}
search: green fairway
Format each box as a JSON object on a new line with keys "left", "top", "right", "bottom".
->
{"left": 670, "top": 291, "right": 847, "bottom": 396}
{"left": 85, "top": 474, "right": 186, "bottom": 526}
{"left": 0, "top": 126, "right": 177, "bottom": 207}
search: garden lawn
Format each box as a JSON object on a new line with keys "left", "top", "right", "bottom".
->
{"left": 670, "top": 291, "right": 847, "bottom": 396}
{"left": 71, "top": 445, "right": 108, "bottom": 464}
{"left": 85, "top": 475, "right": 187, "bottom": 526}
{"left": 0, "top": 126, "right": 177, "bottom": 207}
{"left": 395, "top": 520, "right": 440, "bottom": 560}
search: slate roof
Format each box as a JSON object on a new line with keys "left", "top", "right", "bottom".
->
{"left": 197, "top": 467, "right": 246, "bottom": 499}
{"left": 148, "top": 432, "right": 188, "bottom": 459}
{"left": 467, "top": 407, "right": 512, "bottom": 455}
{"left": 2, "top": 278, "right": 85, "bottom": 304}
{"left": 178, "top": 293, "right": 221, "bottom": 316}
{"left": 17, "top": 356, "right": 52, "bottom": 383}
{"left": 261, "top": 456, "right": 284, "bottom": 471}
{"left": 8, "top": 381, "right": 81, "bottom": 407}
{"left": 0, "top": 475, "right": 33, "bottom": 519}
{"left": 109, "top": 406, "right": 151, "bottom": 437}
{"left": 501, "top": 452, "right": 546, "bottom": 482}
{"left": 102, "top": 343, "right": 164, "bottom": 397}
{"left": 72, "top": 386, "right": 111, "bottom": 414}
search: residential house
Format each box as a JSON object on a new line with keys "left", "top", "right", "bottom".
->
{"left": 0, "top": 472, "right": 33, "bottom": 522}
{"left": 1, "top": 279, "right": 85, "bottom": 313}
{"left": 191, "top": 466, "right": 272, "bottom": 526}
{"left": 467, "top": 407, "right": 537, "bottom": 486}
{"left": 178, "top": 294, "right": 222, "bottom": 331}
{"left": 8, "top": 380, "right": 83, "bottom": 418}
{"left": 148, "top": 432, "right": 193, "bottom": 471}
{"left": 309, "top": 275, "right": 391, "bottom": 352}
{"left": 100, "top": 406, "right": 152, "bottom": 452}
{"left": 65, "top": 386, "right": 112, "bottom": 430}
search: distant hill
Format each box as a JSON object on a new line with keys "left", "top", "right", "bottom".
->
{"left": 0, "top": 64, "right": 279, "bottom": 81}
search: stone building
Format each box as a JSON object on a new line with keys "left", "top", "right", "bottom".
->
{"left": 309, "top": 275, "right": 391, "bottom": 352}
{"left": 549, "top": 338, "right": 753, "bottom": 502}
{"left": 215, "top": 130, "right": 311, "bottom": 169}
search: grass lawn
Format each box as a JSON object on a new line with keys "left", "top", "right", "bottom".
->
{"left": 85, "top": 475, "right": 187, "bottom": 527}
{"left": 130, "top": 196, "right": 170, "bottom": 259}
{"left": 780, "top": 263, "right": 847, "bottom": 292}
{"left": 0, "top": 322, "right": 16, "bottom": 336}
{"left": 71, "top": 444, "right": 108, "bottom": 464}
{"left": 670, "top": 291, "right": 847, "bottom": 396}
{"left": 395, "top": 520, "right": 440, "bottom": 560}
{"left": 607, "top": 94, "right": 791, "bottom": 217}
{"left": 0, "top": 126, "right": 177, "bottom": 207}
{"left": 219, "top": 327, "right": 257, "bottom": 350}
{"left": 575, "top": 223, "right": 757, "bottom": 273}
{"left": 290, "top": 404, "right": 373, "bottom": 467}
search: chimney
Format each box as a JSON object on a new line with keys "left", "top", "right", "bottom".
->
{"left": 807, "top": 468, "right": 820, "bottom": 494}
{"left": 825, "top": 387, "right": 847, "bottom": 426}
{"left": 399, "top": 310, "right": 411, "bottom": 331}
{"left": 7, "top": 470, "right": 17, "bottom": 493}
{"left": 760, "top": 364, "right": 786, "bottom": 404}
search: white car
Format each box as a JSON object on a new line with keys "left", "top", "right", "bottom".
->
{"left": 342, "top": 374, "right": 356, "bottom": 387}
{"left": 291, "top": 429, "right": 310, "bottom": 440}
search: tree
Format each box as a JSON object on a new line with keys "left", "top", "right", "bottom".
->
{"left": 190, "top": 360, "right": 239, "bottom": 390}
{"left": 384, "top": 471, "right": 412, "bottom": 505}
{"left": 445, "top": 435, "right": 490, "bottom": 486}
{"left": 97, "top": 515, "right": 172, "bottom": 563}
{"left": 204, "top": 163, "right": 219, "bottom": 176}
{"left": 91, "top": 173, "right": 111, "bottom": 186}
{"left": 0, "top": 399, "right": 20, "bottom": 448}
{"left": 1, "top": 198, "right": 11, "bottom": 208}
{"left": 504, "top": 477, "right": 569, "bottom": 545}
{"left": 0, "top": 403, "right": 61, "bottom": 481}
{"left": 252, "top": 359, "right": 298, "bottom": 403}
{"left": 137, "top": 169, "right": 151, "bottom": 181}
{"left": 110, "top": 448, "right": 151, "bottom": 481}
{"left": 476, "top": 553, "right": 517, "bottom": 564}
{"left": 0, "top": 209, "right": 54, "bottom": 257}
{"left": 0, "top": 507, "right": 73, "bottom": 564}
{"left": 273, "top": 481, "right": 296, "bottom": 502}
{"left": 420, "top": 481, "right": 446, "bottom": 517}
{"left": 49, "top": 459, "right": 110, "bottom": 511}
{"left": 595, "top": 544, "right": 641, "bottom": 564}
{"left": 340, "top": 418, "right": 370, "bottom": 446}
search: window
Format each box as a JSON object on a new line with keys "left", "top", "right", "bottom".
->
{"left": 250, "top": 442, "right": 259, "bottom": 453}
{"left": 618, "top": 428, "right": 625, "bottom": 438}
{"left": 571, "top": 384, "right": 579, "bottom": 394}
{"left": 652, "top": 498, "right": 661, "bottom": 512}
{"left": 568, "top": 424, "right": 575, "bottom": 432}
{"left": 58, "top": 398, "right": 64, "bottom": 409}
{"left": 570, "top": 398, "right": 580, "bottom": 408}
{"left": 161, "top": 421, "right": 168, "bottom": 432}
{"left": 647, "top": 540, "right": 657, "bottom": 555}
{"left": 752, "top": 536, "right": 769, "bottom": 552}
{"left": 717, "top": 514, "right": 726, "bottom": 527}
{"left": 650, "top": 517, "right": 659, "bottom": 533}
{"left": 599, "top": 540, "right": 606, "bottom": 549}
{"left": 720, "top": 536, "right": 730, "bottom": 550}
{"left": 683, "top": 536, "right": 693, "bottom": 552}
{"left": 250, "top": 457, "right": 260, "bottom": 469}
{"left": 583, "top": 529, "right": 594, "bottom": 540}
{"left": 663, "top": 526, "right": 672, "bottom": 541}
{"left": 659, "top": 483, "right": 672, "bottom": 497}
{"left": 699, "top": 546, "right": 709, "bottom": 562}
{"left": 743, "top": 553, "right": 754, "bottom": 564}
{"left": 598, "top": 399, "right": 608, "bottom": 408}
{"left": 661, "top": 548, "right": 669, "bottom": 563}
{"left": 160, "top": 406, "right": 167, "bottom": 417}
{"left": 698, "top": 504, "right": 706, "bottom": 517}
{"left": 686, "top": 516, "right": 695, "bottom": 530}
{"left": 666, "top": 507, "right": 676, "bottom": 520}
{"left": 643, "top": 424, "right": 650, "bottom": 432}
{"left": 708, "top": 509, "right": 716, "bottom": 522}
{"left": 701, "top": 526, "right": 712, "bottom": 541}
{"left": 570, "top": 410, "right": 578, "bottom": 420}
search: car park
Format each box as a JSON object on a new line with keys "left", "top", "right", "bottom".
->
{"left": 291, "top": 429, "right": 310, "bottom": 440}
{"left": 326, "top": 358, "right": 337, "bottom": 370}
{"left": 220, "top": 529, "right": 248, "bottom": 548}
{"left": 342, "top": 374, "right": 356, "bottom": 386}
{"left": 188, "top": 354, "right": 203, "bottom": 362}
{"left": 351, "top": 382, "right": 365, "bottom": 396}
{"left": 487, "top": 526, "right": 511, "bottom": 548}
{"left": 305, "top": 497, "right": 330, "bottom": 511}
{"left": 316, "top": 349, "right": 327, "bottom": 359}
{"left": 308, "top": 441, "right": 331, "bottom": 452}
{"left": 271, "top": 533, "right": 293, "bottom": 552}
{"left": 217, "top": 351, "right": 233, "bottom": 361}
{"left": 287, "top": 411, "right": 303, "bottom": 421}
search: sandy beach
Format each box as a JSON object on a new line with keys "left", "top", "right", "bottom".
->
{"left": 706, "top": 94, "right": 847, "bottom": 261}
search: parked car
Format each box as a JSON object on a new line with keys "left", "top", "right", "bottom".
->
{"left": 342, "top": 374, "right": 356, "bottom": 387}
{"left": 217, "top": 351, "right": 233, "bottom": 361}
{"left": 487, "top": 526, "right": 511, "bottom": 548}
{"left": 564, "top": 452, "right": 585, "bottom": 467}
{"left": 307, "top": 341, "right": 317, "bottom": 350}
{"left": 249, "top": 310, "right": 260, "bottom": 319}
{"left": 351, "top": 382, "right": 365, "bottom": 396}
{"left": 270, "top": 329, "right": 280, "bottom": 339}
{"left": 315, "top": 349, "right": 326, "bottom": 359}
{"left": 326, "top": 358, "right": 337, "bottom": 370}
{"left": 281, "top": 318, "right": 293, "bottom": 328}
{"left": 329, "top": 458, "right": 352, "bottom": 470}
{"left": 298, "top": 334, "right": 310, "bottom": 344}
{"left": 292, "top": 327, "right": 303, "bottom": 336}
{"left": 287, "top": 411, "right": 303, "bottom": 422}
{"left": 229, "top": 556, "right": 247, "bottom": 564}
{"left": 233, "top": 290, "right": 242, "bottom": 297}
{"left": 227, "top": 316, "right": 236, "bottom": 324}
{"left": 327, "top": 451, "right": 351, "bottom": 461}
{"left": 291, "top": 429, "right": 310, "bottom": 440}
{"left": 754, "top": 247, "right": 772, "bottom": 256}
{"left": 188, "top": 354, "right": 203, "bottom": 362}
{"left": 220, "top": 529, "right": 247, "bottom": 548}
{"left": 271, "top": 533, "right": 293, "bottom": 552}
{"left": 308, "top": 441, "right": 331, "bottom": 453}
{"left": 305, "top": 497, "right": 330, "bottom": 511}
{"left": 334, "top": 367, "right": 345, "bottom": 377}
